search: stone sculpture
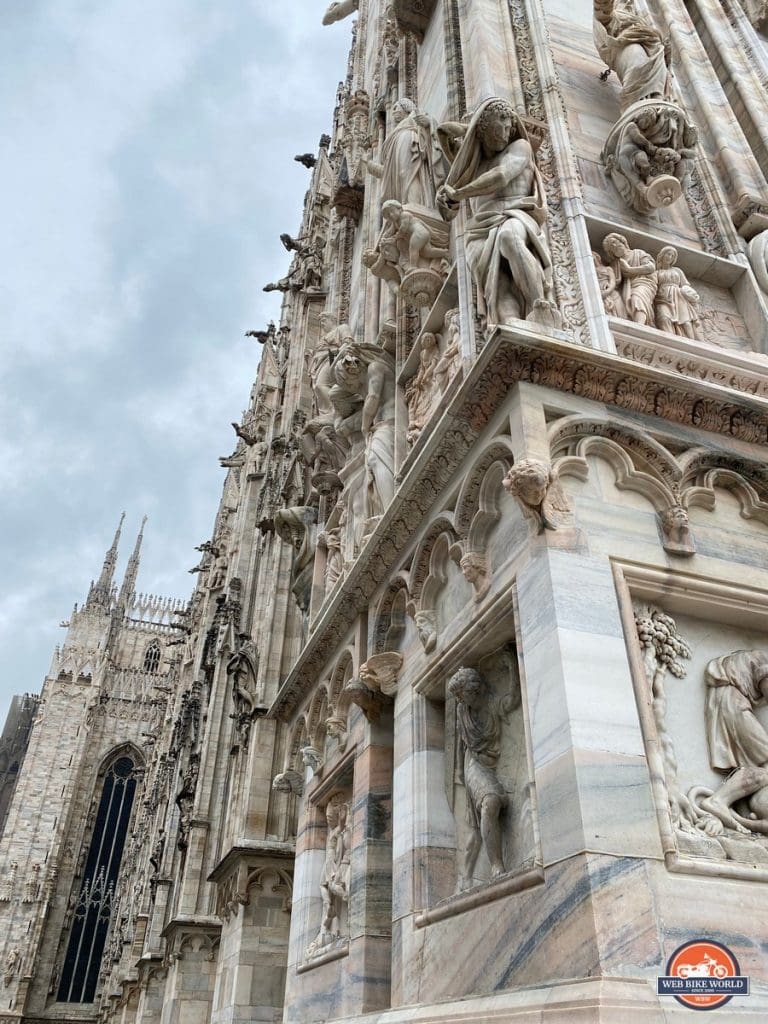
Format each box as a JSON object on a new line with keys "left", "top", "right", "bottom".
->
{"left": 460, "top": 551, "right": 490, "bottom": 599}
{"left": 364, "top": 199, "right": 450, "bottom": 308}
{"left": 325, "top": 714, "right": 348, "bottom": 752}
{"left": 437, "top": 98, "right": 560, "bottom": 329}
{"left": 4, "top": 948, "right": 19, "bottom": 987}
{"left": 593, "top": 0, "right": 671, "bottom": 111}
{"left": 503, "top": 459, "right": 571, "bottom": 532}
{"left": 602, "top": 103, "right": 697, "bottom": 214}
{"left": 433, "top": 308, "right": 462, "bottom": 393}
{"left": 331, "top": 343, "right": 396, "bottom": 522}
{"left": 414, "top": 609, "right": 438, "bottom": 653}
{"left": 658, "top": 504, "right": 695, "bottom": 556}
{"left": 447, "top": 667, "right": 512, "bottom": 890}
{"left": 694, "top": 650, "right": 768, "bottom": 835}
{"left": 306, "top": 795, "right": 352, "bottom": 957}
{"left": 322, "top": 0, "right": 358, "bottom": 25}
{"left": 748, "top": 229, "right": 768, "bottom": 295}
{"left": 227, "top": 633, "right": 260, "bottom": 746}
{"left": 274, "top": 506, "right": 318, "bottom": 613}
{"left": 405, "top": 333, "right": 440, "bottom": 445}
{"left": 600, "top": 233, "right": 657, "bottom": 326}
{"left": 654, "top": 246, "right": 701, "bottom": 338}
{"left": 366, "top": 98, "right": 441, "bottom": 209}
{"left": 597, "top": 236, "right": 701, "bottom": 337}
{"left": 321, "top": 524, "right": 344, "bottom": 588}
{"left": 272, "top": 769, "right": 304, "bottom": 796}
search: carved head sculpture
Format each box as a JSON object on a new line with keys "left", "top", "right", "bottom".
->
{"left": 603, "top": 232, "right": 630, "bottom": 259}
{"left": 414, "top": 609, "right": 437, "bottom": 652}
{"left": 333, "top": 343, "right": 365, "bottom": 389}
{"left": 319, "top": 312, "right": 337, "bottom": 333}
{"left": 476, "top": 97, "right": 516, "bottom": 156}
{"left": 325, "top": 714, "right": 347, "bottom": 740}
{"left": 381, "top": 199, "right": 403, "bottom": 226}
{"left": 447, "top": 666, "right": 484, "bottom": 708}
{"left": 392, "top": 97, "right": 416, "bottom": 123}
{"left": 504, "top": 458, "right": 551, "bottom": 509}
{"left": 460, "top": 551, "right": 489, "bottom": 589}
{"left": 634, "top": 108, "right": 656, "bottom": 132}
{"left": 656, "top": 245, "right": 678, "bottom": 269}
{"left": 326, "top": 792, "right": 348, "bottom": 827}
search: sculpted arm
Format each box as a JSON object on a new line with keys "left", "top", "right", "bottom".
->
{"left": 448, "top": 139, "right": 534, "bottom": 201}
{"left": 362, "top": 362, "right": 385, "bottom": 433}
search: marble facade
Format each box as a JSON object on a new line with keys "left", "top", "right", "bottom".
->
{"left": 4, "top": 0, "right": 768, "bottom": 1020}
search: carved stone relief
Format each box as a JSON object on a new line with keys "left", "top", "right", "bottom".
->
{"left": 404, "top": 308, "right": 462, "bottom": 446}
{"left": 634, "top": 604, "right": 768, "bottom": 867}
{"left": 305, "top": 793, "right": 352, "bottom": 959}
{"left": 502, "top": 459, "right": 572, "bottom": 532}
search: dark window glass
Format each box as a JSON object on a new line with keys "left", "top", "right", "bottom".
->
{"left": 57, "top": 755, "right": 138, "bottom": 1003}
{"left": 143, "top": 641, "right": 161, "bottom": 674}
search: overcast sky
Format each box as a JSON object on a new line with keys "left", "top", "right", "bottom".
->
{"left": 0, "top": 1, "right": 351, "bottom": 727}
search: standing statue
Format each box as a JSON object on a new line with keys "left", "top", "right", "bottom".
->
{"left": 306, "top": 794, "right": 352, "bottom": 956}
{"left": 331, "top": 343, "right": 396, "bottom": 520}
{"left": 593, "top": 250, "right": 627, "bottom": 317}
{"left": 310, "top": 314, "right": 353, "bottom": 419}
{"left": 226, "top": 632, "right": 260, "bottom": 745}
{"left": 405, "top": 333, "right": 441, "bottom": 445}
{"left": 365, "top": 98, "right": 441, "bottom": 209}
{"left": 654, "top": 246, "right": 700, "bottom": 338}
{"left": 448, "top": 668, "right": 512, "bottom": 889}
{"left": 437, "top": 98, "right": 560, "bottom": 329}
{"left": 593, "top": 0, "right": 671, "bottom": 111}
{"left": 601, "top": 233, "right": 657, "bottom": 326}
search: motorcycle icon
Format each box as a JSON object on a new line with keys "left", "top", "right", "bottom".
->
{"left": 678, "top": 956, "right": 728, "bottom": 979}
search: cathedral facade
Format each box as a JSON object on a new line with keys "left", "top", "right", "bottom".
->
{"left": 4, "top": 0, "right": 768, "bottom": 1020}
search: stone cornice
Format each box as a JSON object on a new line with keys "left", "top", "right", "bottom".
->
{"left": 207, "top": 840, "right": 295, "bottom": 884}
{"left": 269, "top": 324, "right": 768, "bottom": 720}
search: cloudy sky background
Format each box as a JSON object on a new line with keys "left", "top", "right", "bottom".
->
{"left": 0, "top": 1, "right": 350, "bottom": 727}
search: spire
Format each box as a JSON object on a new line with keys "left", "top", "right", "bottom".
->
{"left": 117, "top": 516, "right": 147, "bottom": 607}
{"left": 86, "top": 512, "right": 125, "bottom": 609}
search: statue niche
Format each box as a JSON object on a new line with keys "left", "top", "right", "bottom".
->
{"left": 305, "top": 793, "right": 352, "bottom": 959}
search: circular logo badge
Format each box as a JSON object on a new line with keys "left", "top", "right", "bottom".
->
{"left": 666, "top": 940, "right": 741, "bottom": 1010}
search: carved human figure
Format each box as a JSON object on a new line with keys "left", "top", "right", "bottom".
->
{"left": 325, "top": 714, "right": 348, "bottom": 752}
{"left": 460, "top": 551, "right": 490, "bottom": 598}
{"left": 331, "top": 343, "right": 396, "bottom": 519}
{"left": 592, "top": 250, "right": 626, "bottom": 318}
{"left": 437, "top": 98, "right": 560, "bottom": 329}
{"left": 382, "top": 199, "right": 449, "bottom": 270}
{"left": 697, "top": 650, "right": 768, "bottom": 834}
{"left": 448, "top": 667, "right": 511, "bottom": 889}
{"left": 227, "top": 633, "right": 260, "bottom": 744}
{"left": 405, "top": 333, "right": 440, "bottom": 444}
{"left": 366, "top": 98, "right": 441, "bottom": 209}
{"left": 310, "top": 314, "right": 353, "bottom": 419}
{"left": 433, "top": 308, "right": 462, "bottom": 393}
{"left": 4, "top": 948, "right": 19, "bottom": 987}
{"left": 609, "top": 107, "right": 697, "bottom": 213}
{"left": 593, "top": 0, "right": 671, "bottom": 110}
{"left": 654, "top": 246, "right": 700, "bottom": 338}
{"left": 658, "top": 504, "right": 695, "bottom": 556}
{"left": 414, "top": 609, "right": 437, "bottom": 653}
{"left": 306, "top": 794, "right": 352, "bottom": 956}
{"left": 322, "top": 524, "right": 344, "bottom": 587}
{"left": 503, "top": 459, "right": 571, "bottom": 531}
{"left": 601, "top": 233, "right": 657, "bottom": 326}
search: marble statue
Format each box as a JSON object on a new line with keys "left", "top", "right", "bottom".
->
{"left": 321, "top": 524, "right": 344, "bottom": 587}
{"left": 696, "top": 650, "right": 768, "bottom": 834}
{"left": 272, "top": 769, "right": 304, "bottom": 796}
{"left": 503, "top": 459, "right": 571, "bottom": 532}
{"left": 448, "top": 667, "right": 511, "bottom": 889}
{"left": 460, "top": 551, "right": 490, "bottom": 599}
{"left": 405, "top": 332, "right": 441, "bottom": 445}
{"left": 414, "top": 609, "right": 438, "bottom": 653}
{"left": 310, "top": 315, "right": 353, "bottom": 420}
{"left": 654, "top": 246, "right": 701, "bottom": 338}
{"left": 748, "top": 229, "right": 768, "bottom": 294}
{"left": 306, "top": 794, "right": 352, "bottom": 957}
{"left": 593, "top": 0, "right": 671, "bottom": 110}
{"left": 658, "top": 504, "right": 695, "bottom": 556}
{"left": 592, "top": 250, "right": 627, "bottom": 318}
{"left": 4, "top": 948, "right": 19, "bottom": 987}
{"left": 602, "top": 103, "right": 697, "bottom": 213}
{"left": 365, "top": 98, "right": 441, "bottom": 209}
{"left": 600, "top": 233, "right": 657, "bottom": 326}
{"left": 227, "top": 633, "right": 260, "bottom": 746}
{"left": 437, "top": 98, "right": 560, "bottom": 329}
{"left": 433, "top": 308, "right": 462, "bottom": 394}
{"left": 331, "top": 343, "right": 396, "bottom": 521}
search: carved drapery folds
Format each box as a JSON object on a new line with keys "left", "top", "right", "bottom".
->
{"left": 595, "top": 235, "right": 701, "bottom": 338}
{"left": 437, "top": 98, "right": 561, "bottom": 330}
{"left": 601, "top": 101, "right": 697, "bottom": 214}
{"left": 364, "top": 97, "right": 450, "bottom": 309}
{"left": 593, "top": 0, "right": 698, "bottom": 214}
{"left": 633, "top": 606, "right": 768, "bottom": 866}
{"left": 404, "top": 309, "right": 461, "bottom": 445}
{"left": 305, "top": 793, "right": 352, "bottom": 959}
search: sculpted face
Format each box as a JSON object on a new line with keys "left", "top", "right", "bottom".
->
{"left": 392, "top": 98, "right": 414, "bottom": 124}
{"left": 336, "top": 347, "right": 363, "bottom": 386}
{"left": 480, "top": 108, "right": 514, "bottom": 154}
{"left": 657, "top": 246, "right": 677, "bottom": 268}
{"left": 604, "top": 235, "right": 629, "bottom": 259}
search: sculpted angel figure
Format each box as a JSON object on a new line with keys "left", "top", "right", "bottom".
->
{"left": 593, "top": 0, "right": 671, "bottom": 110}
{"left": 437, "top": 98, "right": 560, "bottom": 329}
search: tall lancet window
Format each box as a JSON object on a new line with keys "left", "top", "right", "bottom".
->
{"left": 58, "top": 752, "right": 141, "bottom": 1003}
{"left": 143, "top": 639, "right": 161, "bottom": 673}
